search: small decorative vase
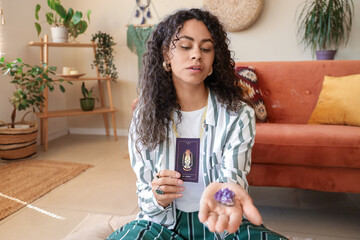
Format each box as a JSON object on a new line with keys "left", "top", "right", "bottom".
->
{"left": 316, "top": 50, "right": 337, "bottom": 60}
{"left": 50, "top": 27, "right": 69, "bottom": 43}
{"left": 80, "top": 98, "right": 95, "bottom": 111}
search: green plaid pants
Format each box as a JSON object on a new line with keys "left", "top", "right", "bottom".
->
{"left": 106, "top": 210, "right": 288, "bottom": 240}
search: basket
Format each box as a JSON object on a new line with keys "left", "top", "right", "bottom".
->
{"left": 203, "top": 0, "right": 264, "bottom": 32}
{"left": 0, "top": 112, "right": 38, "bottom": 160}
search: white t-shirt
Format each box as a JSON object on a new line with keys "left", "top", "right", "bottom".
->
{"left": 174, "top": 107, "right": 206, "bottom": 212}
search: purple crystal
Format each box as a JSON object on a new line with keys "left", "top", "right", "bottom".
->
{"left": 214, "top": 188, "right": 235, "bottom": 206}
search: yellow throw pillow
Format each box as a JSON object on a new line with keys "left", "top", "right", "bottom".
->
{"left": 308, "top": 74, "right": 360, "bottom": 126}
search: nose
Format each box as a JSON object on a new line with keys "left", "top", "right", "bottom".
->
{"left": 191, "top": 47, "right": 202, "bottom": 61}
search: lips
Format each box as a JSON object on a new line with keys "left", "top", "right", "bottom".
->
{"left": 187, "top": 65, "right": 203, "bottom": 71}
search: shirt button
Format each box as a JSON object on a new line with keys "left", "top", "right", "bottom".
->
{"left": 204, "top": 173, "right": 207, "bottom": 176}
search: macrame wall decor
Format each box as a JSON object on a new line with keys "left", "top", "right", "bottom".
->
{"left": 203, "top": 0, "right": 264, "bottom": 32}
{"left": 134, "top": 0, "right": 152, "bottom": 25}
{"left": 127, "top": 0, "right": 159, "bottom": 72}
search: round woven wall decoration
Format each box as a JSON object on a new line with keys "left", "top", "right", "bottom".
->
{"left": 203, "top": 0, "right": 264, "bottom": 32}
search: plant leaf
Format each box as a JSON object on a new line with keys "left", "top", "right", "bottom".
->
{"left": 54, "top": 3, "right": 67, "bottom": 19}
{"left": 46, "top": 12, "right": 54, "bottom": 25}
{"left": 87, "top": 10, "right": 91, "bottom": 23}
{"left": 72, "top": 11, "right": 82, "bottom": 25}
{"left": 35, "top": 4, "right": 41, "bottom": 20}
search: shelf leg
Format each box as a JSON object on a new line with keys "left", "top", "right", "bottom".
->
{"left": 98, "top": 80, "right": 110, "bottom": 136}
{"left": 111, "top": 112, "right": 118, "bottom": 141}
{"left": 104, "top": 114, "right": 110, "bottom": 136}
{"left": 40, "top": 119, "right": 44, "bottom": 145}
{"left": 44, "top": 117, "right": 48, "bottom": 151}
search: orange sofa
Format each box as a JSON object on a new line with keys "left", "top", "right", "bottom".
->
{"left": 236, "top": 60, "right": 360, "bottom": 193}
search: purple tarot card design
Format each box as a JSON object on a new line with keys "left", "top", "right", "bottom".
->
{"left": 175, "top": 138, "right": 200, "bottom": 182}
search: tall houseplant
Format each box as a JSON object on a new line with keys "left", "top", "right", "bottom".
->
{"left": 35, "top": 0, "right": 91, "bottom": 42}
{"left": 297, "top": 0, "right": 354, "bottom": 60}
{"left": 91, "top": 32, "right": 118, "bottom": 81}
{"left": 0, "top": 58, "right": 69, "bottom": 159}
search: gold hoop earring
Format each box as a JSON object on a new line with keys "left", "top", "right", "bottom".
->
{"left": 208, "top": 67, "right": 213, "bottom": 76}
{"left": 163, "top": 61, "right": 171, "bottom": 72}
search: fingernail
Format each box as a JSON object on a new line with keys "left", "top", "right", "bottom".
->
{"left": 180, "top": 187, "right": 185, "bottom": 191}
{"left": 176, "top": 173, "right": 181, "bottom": 178}
{"left": 178, "top": 180, "right": 183, "bottom": 185}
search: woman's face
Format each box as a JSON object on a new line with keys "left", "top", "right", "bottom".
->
{"left": 166, "top": 19, "right": 215, "bottom": 89}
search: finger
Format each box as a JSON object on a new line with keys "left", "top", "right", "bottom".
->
{"left": 198, "top": 202, "right": 210, "bottom": 223}
{"left": 206, "top": 212, "right": 217, "bottom": 232}
{"left": 161, "top": 185, "right": 185, "bottom": 193}
{"left": 215, "top": 214, "right": 228, "bottom": 233}
{"left": 158, "top": 177, "right": 183, "bottom": 187}
{"left": 227, "top": 211, "right": 242, "bottom": 233}
{"left": 158, "top": 169, "right": 181, "bottom": 179}
{"left": 157, "top": 192, "right": 183, "bottom": 200}
{"left": 241, "top": 196, "right": 262, "bottom": 226}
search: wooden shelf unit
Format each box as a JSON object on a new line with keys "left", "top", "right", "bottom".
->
{"left": 29, "top": 35, "right": 118, "bottom": 151}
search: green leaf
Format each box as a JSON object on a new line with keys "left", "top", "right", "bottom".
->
{"left": 54, "top": 4, "right": 67, "bottom": 19}
{"left": 46, "top": 12, "right": 54, "bottom": 25}
{"left": 63, "top": 8, "right": 74, "bottom": 26}
{"left": 59, "top": 85, "right": 65, "bottom": 93}
{"left": 39, "top": 84, "right": 45, "bottom": 92}
{"left": 87, "top": 10, "right": 91, "bottom": 23}
{"left": 78, "top": 21, "right": 88, "bottom": 34}
{"left": 35, "top": 22, "right": 42, "bottom": 36}
{"left": 72, "top": 11, "right": 82, "bottom": 25}
{"left": 47, "top": 0, "right": 56, "bottom": 10}
{"left": 35, "top": 4, "right": 41, "bottom": 20}
{"left": 48, "top": 66, "right": 57, "bottom": 71}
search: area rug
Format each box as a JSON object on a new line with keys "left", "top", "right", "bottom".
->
{"left": 0, "top": 159, "right": 93, "bottom": 220}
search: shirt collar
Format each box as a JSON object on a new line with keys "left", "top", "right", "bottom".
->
{"left": 204, "top": 89, "right": 218, "bottom": 127}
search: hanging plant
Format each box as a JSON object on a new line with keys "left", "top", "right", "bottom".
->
{"left": 91, "top": 31, "right": 118, "bottom": 81}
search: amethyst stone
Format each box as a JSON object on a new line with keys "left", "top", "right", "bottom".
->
{"left": 214, "top": 188, "right": 235, "bottom": 206}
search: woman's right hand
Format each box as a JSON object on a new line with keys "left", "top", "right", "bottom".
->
{"left": 152, "top": 169, "right": 184, "bottom": 208}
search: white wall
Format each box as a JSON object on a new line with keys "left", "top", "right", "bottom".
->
{"left": 1, "top": 0, "right": 359, "bottom": 138}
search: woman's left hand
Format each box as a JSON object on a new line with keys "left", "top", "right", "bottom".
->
{"left": 198, "top": 182, "right": 262, "bottom": 233}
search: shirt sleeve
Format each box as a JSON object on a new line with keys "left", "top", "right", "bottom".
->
{"left": 216, "top": 105, "right": 256, "bottom": 191}
{"left": 128, "top": 121, "right": 173, "bottom": 218}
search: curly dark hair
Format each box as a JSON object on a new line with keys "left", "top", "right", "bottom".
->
{"left": 133, "top": 8, "right": 244, "bottom": 150}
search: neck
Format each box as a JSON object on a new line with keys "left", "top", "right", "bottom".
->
{"left": 175, "top": 84, "right": 208, "bottom": 111}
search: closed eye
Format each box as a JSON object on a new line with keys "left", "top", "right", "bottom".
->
{"left": 201, "top": 48, "right": 211, "bottom": 53}
{"left": 181, "top": 46, "right": 191, "bottom": 50}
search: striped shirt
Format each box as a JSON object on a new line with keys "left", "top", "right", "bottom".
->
{"left": 128, "top": 90, "right": 256, "bottom": 229}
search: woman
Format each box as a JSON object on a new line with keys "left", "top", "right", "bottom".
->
{"left": 108, "top": 8, "right": 287, "bottom": 240}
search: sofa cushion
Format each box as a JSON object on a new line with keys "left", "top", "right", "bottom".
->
{"left": 235, "top": 66, "right": 268, "bottom": 122}
{"left": 252, "top": 123, "right": 360, "bottom": 168}
{"left": 235, "top": 61, "right": 360, "bottom": 124}
{"left": 308, "top": 74, "right": 360, "bottom": 127}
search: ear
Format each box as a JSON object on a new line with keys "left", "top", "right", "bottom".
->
{"left": 161, "top": 45, "right": 170, "bottom": 62}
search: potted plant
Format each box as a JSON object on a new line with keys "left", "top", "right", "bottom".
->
{"left": 80, "top": 82, "right": 97, "bottom": 111}
{"left": 35, "top": 0, "right": 91, "bottom": 42}
{"left": 297, "top": 0, "right": 354, "bottom": 60}
{"left": 0, "top": 57, "right": 68, "bottom": 160}
{"left": 91, "top": 31, "right": 118, "bottom": 81}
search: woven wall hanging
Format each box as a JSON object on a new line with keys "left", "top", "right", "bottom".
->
{"left": 203, "top": 0, "right": 264, "bottom": 32}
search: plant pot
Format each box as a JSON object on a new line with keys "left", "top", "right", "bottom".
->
{"left": 80, "top": 98, "right": 95, "bottom": 111}
{"left": 50, "top": 27, "right": 69, "bottom": 43}
{"left": 0, "top": 112, "right": 38, "bottom": 160}
{"left": 316, "top": 50, "right": 337, "bottom": 60}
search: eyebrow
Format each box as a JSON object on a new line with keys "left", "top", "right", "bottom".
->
{"left": 179, "top": 35, "right": 214, "bottom": 44}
